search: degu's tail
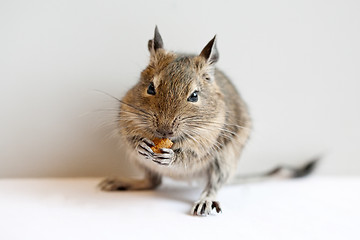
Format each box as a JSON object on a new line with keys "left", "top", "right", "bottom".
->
{"left": 229, "top": 158, "right": 319, "bottom": 185}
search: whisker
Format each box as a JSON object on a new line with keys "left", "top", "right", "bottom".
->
{"left": 184, "top": 123, "right": 242, "bottom": 139}
{"left": 93, "top": 89, "right": 153, "bottom": 117}
{"left": 182, "top": 128, "right": 221, "bottom": 155}
{"left": 186, "top": 120, "right": 251, "bottom": 131}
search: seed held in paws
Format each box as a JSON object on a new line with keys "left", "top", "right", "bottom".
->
{"left": 151, "top": 138, "right": 173, "bottom": 153}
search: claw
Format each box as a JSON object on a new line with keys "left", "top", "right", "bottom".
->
{"left": 142, "top": 138, "right": 155, "bottom": 147}
{"left": 200, "top": 204, "right": 206, "bottom": 215}
{"left": 211, "top": 201, "right": 222, "bottom": 213}
{"left": 192, "top": 204, "right": 199, "bottom": 215}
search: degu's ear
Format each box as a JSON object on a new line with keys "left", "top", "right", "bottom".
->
{"left": 199, "top": 35, "right": 219, "bottom": 64}
{"left": 148, "top": 26, "right": 164, "bottom": 54}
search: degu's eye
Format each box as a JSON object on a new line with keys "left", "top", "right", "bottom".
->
{"left": 147, "top": 82, "right": 156, "bottom": 95}
{"left": 187, "top": 91, "right": 199, "bottom": 102}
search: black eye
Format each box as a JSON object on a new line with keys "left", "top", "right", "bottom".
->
{"left": 187, "top": 91, "right": 199, "bottom": 102}
{"left": 147, "top": 82, "right": 156, "bottom": 95}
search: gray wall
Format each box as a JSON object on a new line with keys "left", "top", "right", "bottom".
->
{"left": 1, "top": 0, "right": 360, "bottom": 177}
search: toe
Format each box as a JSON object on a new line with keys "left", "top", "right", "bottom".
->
{"left": 98, "top": 179, "right": 128, "bottom": 191}
{"left": 154, "top": 153, "right": 171, "bottom": 160}
{"left": 205, "top": 200, "right": 212, "bottom": 215}
{"left": 159, "top": 148, "right": 173, "bottom": 154}
{"left": 139, "top": 142, "right": 154, "bottom": 154}
{"left": 191, "top": 203, "right": 199, "bottom": 215}
{"left": 196, "top": 203, "right": 203, "bottom": 216}
{"left": 142, "top": 138, "right": 155, "bottom": 147}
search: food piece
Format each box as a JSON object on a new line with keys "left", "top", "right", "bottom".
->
{"left": 151, "top": 138, "right": 173, "bottom": 153}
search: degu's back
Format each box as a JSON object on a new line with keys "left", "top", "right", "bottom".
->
{"left": 214, "top": 68, "right": 252, "bottom": 161}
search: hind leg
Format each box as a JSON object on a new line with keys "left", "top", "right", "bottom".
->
{"left": 99, "top": 170, "right": 161, "bottom": 191}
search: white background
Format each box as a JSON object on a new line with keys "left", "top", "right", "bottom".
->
{"left": 1, "top": 178, "right": 359, "bottom": 240}
{"left": 1, "top": 0, "right": 359, "bottom": 177}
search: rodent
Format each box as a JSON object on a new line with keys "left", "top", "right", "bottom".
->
{"left": 99, "top": 26, "right": 252, "bottom": 216}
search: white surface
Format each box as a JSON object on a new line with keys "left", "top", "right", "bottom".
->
{"left": 1, "top": 0, "right": 360, "bottom": 177}
{"left": 0, "top": 177, "right": 359, "bottom": 240}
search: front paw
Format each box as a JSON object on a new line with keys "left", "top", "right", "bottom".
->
{"left": 153, "top": 148, "right": 174, "bottom": 166}
{"left": 191, "top": 199, "right": 222, "bottom": 216}
{"left": 137, "top": 138, "right": 155, "bottom": 159}
{"left": 136, "top": 138, "right": 174, "bottom": 166}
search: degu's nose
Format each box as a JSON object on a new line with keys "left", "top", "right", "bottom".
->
{"left": 155, "top": 128, "right": 174, "bottom": 138}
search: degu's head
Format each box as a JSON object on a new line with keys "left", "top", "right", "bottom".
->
{"left": 119, "top": 26, "right": 226, "bottom": 143}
